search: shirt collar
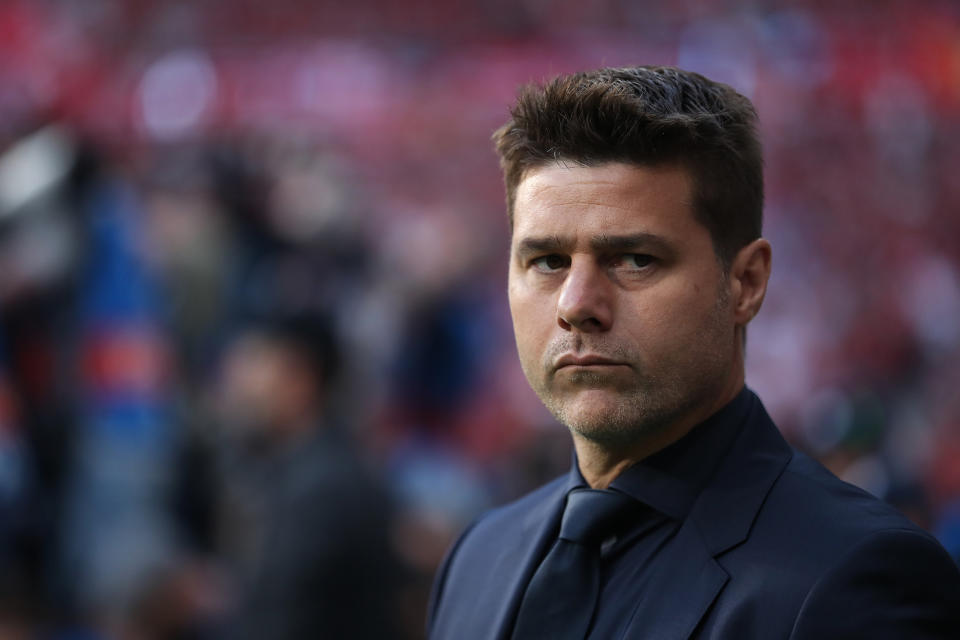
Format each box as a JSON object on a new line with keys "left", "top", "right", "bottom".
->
{"left": 564, "top": 386, "right": 754, "bottom": 520}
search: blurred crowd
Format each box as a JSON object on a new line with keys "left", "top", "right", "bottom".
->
{"left": 1, "top": 0, "right": 959, "bottom": 638}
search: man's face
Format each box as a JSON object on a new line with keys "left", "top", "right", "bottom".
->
{"left": 507, "top": 162, "right": 740, "bottom": 448}
{"left": 218, "top": 333, "right": 317, "bottom": 438}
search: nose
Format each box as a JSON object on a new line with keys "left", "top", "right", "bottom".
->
{"left": 557, "top": 258, "right": 613, "bottom": 332}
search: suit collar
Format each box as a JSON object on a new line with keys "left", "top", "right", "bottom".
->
{"left": 689, "top": 390, "right": 793, "bottom": 556}
{"left": 620, "top": 390, "right": 794, "bottom": 639}
{"left": 610, "top": 387, "right": 754, "bottom": 520}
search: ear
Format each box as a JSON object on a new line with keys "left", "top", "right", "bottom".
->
{"left": 729, "top": 238, "right": 771, "bottom": 326}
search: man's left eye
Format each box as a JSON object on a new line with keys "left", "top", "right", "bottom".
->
{"left": 620, "top": 254, "right": 654, "bottom": 269}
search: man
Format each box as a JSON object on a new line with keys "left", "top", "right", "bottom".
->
{"left": 427, "top": 66, "right": 960, "bottom": 639}
{"left": 213, "top": 313, "right": 403, "bottom": 639}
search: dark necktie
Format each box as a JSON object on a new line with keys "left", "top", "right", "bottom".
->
{"left": 511, "top": 488, "right": 636, "bottom": 640}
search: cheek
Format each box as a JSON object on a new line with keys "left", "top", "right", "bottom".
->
{"left": 509, "top": 289, "right": 552, "bottom": 355}
{"left": 622, "top": 285, "right": 719, "bottom": 345}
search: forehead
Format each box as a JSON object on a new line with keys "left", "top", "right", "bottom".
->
{"left": 511, "top": 162, "right": 698, "bottom": 242}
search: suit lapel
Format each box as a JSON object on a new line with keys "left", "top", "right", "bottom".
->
{"left": 432, "top": 477, "right": 569, "bottom": 640}
{"left": 486, "top": 482, "right": 567, "bottom": 640}
{"left": 621, "top": 392, "right": 793, "bottom": 640}
{"left": 690, "top": 396, "right": 793, "bottom": 557}
{"left": 621, "top": 522, "right": 729, "bottom": 640}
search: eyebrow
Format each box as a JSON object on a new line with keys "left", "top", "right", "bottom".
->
{"left": 515, "top": 232, "right": 674, "bottom": 257}
{"left": 589, "top": 233, "right": 674, "bottom": 254}
{"left": 515, "top": 235, "right": 566, "bottom": 256}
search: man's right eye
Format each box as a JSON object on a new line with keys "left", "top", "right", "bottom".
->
{"left": 531, "top": 255, "right": 567, "bottom": 272}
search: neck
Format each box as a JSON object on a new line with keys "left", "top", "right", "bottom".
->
{"left": 574, "top": 374, "right": 744, "bottom": 489}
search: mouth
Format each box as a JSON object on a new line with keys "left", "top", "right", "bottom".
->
{"left": 554, "top": 354, "right": 627, "bottom": 370}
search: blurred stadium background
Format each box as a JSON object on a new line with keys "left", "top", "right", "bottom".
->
{"left": 1, "top": 0, "right": 959, "bottom": 637}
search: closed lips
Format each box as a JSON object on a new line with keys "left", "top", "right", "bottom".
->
{"left": 555, "top": 355, "right": 625, "bottom": 368}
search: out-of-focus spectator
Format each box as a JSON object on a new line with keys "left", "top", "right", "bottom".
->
{"left": 212, "top": 312, "right": 405, "bottom": 639}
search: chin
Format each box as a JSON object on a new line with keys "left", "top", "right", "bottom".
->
{"left": 553, "top": 384, "right": 691, "bottom": 445}
{"left": 567, "top": 415, "right": 657, "bottom": 450}
{"left": 562, "top": 389, "right": 623, "bottom": 419}
{"left": 550, "top": 391, "right": 646, "bottom": 439}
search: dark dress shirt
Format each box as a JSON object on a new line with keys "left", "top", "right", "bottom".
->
{"left": 552, "top": 387, "right": 753, "bottom": 638}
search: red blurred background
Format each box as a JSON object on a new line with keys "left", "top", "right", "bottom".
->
{"left": 1, "top": 1, "right": 959, "bottom": 638}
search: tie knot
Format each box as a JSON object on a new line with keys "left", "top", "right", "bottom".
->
{"left": 559, "top": 489, "right": 635, "bottom": 544}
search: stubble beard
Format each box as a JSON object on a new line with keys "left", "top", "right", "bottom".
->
{"left": 524, "top": 289, "right": 734, "bottom": 451}
{"left": 534, "top": 360, "right": 720, "bottom": 450}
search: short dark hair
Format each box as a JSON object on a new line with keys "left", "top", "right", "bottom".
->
{"left": 251, "top": 311, "right": 341, "bottom": 393}
{"left": 493, "top": 66, "right": 763, "bottom": 266}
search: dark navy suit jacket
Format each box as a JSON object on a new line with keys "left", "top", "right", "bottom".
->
{"left": 428, "top": 391, "right": 960, "bottom": 639}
